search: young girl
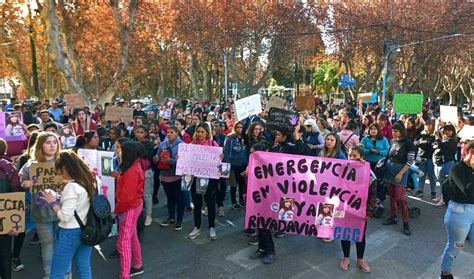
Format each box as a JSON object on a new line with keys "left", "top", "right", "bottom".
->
{"left": 41, "top": 151, "right": 96, "bottom": 278}
{"left": 115, "top": 141, "right": 145, "bottom": 278}
{"left": 316, "top": 204, "right": 335, "bottom": 227}
{"left": 339, "top": 145, "right": 376, "bottom": 273}
{"left": 60, "top": 124, "right": 77, "bottom": 149}
{"left": 19, "top": 132, "right": 61, "bottom": 278}
{"left": 278, "top": 198, "right": 294, "bottom": 221}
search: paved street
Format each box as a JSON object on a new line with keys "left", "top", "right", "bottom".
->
{"left": 13, "top": 187, "right": 474, "bottom": 279}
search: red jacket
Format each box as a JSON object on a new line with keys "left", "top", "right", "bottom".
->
{"left": 380, "top": 123, "right": 393, "bottom": 142}
{"left": 114, "top": 159, "right": 144, "bottom": 214}
{"left": 72, "top": 120, "right": 98, "bottom": 136}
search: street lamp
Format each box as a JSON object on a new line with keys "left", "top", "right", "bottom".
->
{"left": 381, "top": 33, "right": 464, "bottom": 111}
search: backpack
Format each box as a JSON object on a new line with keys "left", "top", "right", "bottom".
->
{"left": 74, "top": 194, "right": 114, "bottom": 246}
{"left": 341, "top": 133, "right": 355, "bottom": 156}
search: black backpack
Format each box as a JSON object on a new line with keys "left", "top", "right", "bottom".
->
{"left": 74, "top": 194, "right": 114, "bottom": 246}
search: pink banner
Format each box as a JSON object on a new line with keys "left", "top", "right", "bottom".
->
{"left": 245, "top": 151, "right": 370, "bottom": 242}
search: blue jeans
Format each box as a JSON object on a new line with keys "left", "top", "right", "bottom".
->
{"left": 51, "top": 228, "right": 92, "bottom": 279}
{"left": 440, "top": 201, "right": 474, "bottom": 273}
{"left": 418, "top": 159, "right": 437, "bottom": 193}
{"left": 435, "top": 161, "right": 455, "bottom": 186}
{"left": 408, "top": 169, "right": 419, "bottom": 190}
{"left": 35, "top": 222, "right": 58, "bottom": 277}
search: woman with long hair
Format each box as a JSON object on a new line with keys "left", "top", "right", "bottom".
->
{"left": 414, "top": 119, "right": 437, "bottom": 199}
{"left": 223, "top": 121, "right": 248, "bottom": 210}
{"left": 41, "top": 151, "right": 96, "bottom": 278}
{"left": 115, "top": 141, "right": 145, "bottom": 278}
{"left": 19, "top": 132, "right": 61, "bottom": 278}
{"left": 382, "top": 122, "right": 416, "bottom": 236}
{"left": 377, "top": 113, "right": 393, "bottom": 142}
{"left": 360, "top": 115, "right": 374, "bottom": 138}
{"left": 187, "top": 123, "right": 220, "bottom": 240}
{"left": 319, "top": 132, "right": 347, "bottom": 160}
{"left": 246, "top": 122, "right": 264, "bottom": 149}
{"left": 72, "top": 109, "right": 98, "bottom": 136}
{"left": 75, "top": 130, "right": 101, "bottom": 151}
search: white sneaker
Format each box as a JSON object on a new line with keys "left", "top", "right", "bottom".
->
{"left": 209, "top": 227, "right": 217, "bottom": 240}
{"left": 187, "top": 227, "right": 201, "bottom": 239}
{"left": 145, "top": 216, "right": 153, "bottom": 226}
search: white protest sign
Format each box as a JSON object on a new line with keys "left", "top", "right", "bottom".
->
{"left": 440, "top": 105, "right": 458, "bottom": 124}
{"left": 234, "top": 94, "right": 262, "bottom": 121}
{"left": 176, "top": 144, "right": 223, "bottom": 179}
{"left": 458, "top": 125, "right": 474, "bottom": 141}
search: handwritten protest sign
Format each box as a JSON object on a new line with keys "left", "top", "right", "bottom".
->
{"left": 0, "top": 192, "right": 26, "bottom": 235}
{"left": 358, "top": 92, "right": 377, "bottom": 104}
{"left": 295, "top": 96, "right": 315, "bottom": 111}
{"left": 440, "top": 105, "right": 458, "bottom": 124}
{"left": 30, "top": 163, "right": 63, "bottom": 194}
{"left": 266, "top": 107, "right": 298, "bottom": 135}
{"left": 393, "top": 94, "right": 423, "bottom": 114}
{"left": 159, "top": 97, "right": 176, "bottom": 119}
{"left": 105, "top": 107, "right": 134, "bottom": 122}
{"left": 176, "top": 144, "right": 223, "bottom": 179}
{"left": 265, "top": 96, "right": 286, "bottom": 112}
{"left": 0, "top": 111, "right": 26, "bottom": 141}
{"left": 234, "top": 94, "right": 262, "bottom": 121}
{"left": 64, "top": 93, "right": 85, "bottom": 108}
{"left": 78, "top": 149, "right": 115, "bottom": 211}
{"left": 245, "top": 152, "right": 370, "bottom": 241}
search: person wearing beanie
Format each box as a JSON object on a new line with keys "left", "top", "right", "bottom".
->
{"left": 303, "top": 119, "right": 324, "bottom": 155}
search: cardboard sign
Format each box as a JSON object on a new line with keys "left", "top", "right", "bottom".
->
{"left": 158, "top": 97, "right": 176, "bottom": 119}
{"left": 0, "top": 192, "right": 26, "bottom": 234}
{"left": 77, "top": 149, "right": 116, "bottom": 211}
{"left": 64, "top": 94, "right": 85, "bottom": 108}
{"left": 105, "top": 107, "right": 134, "bottom": 122}
{"left": 440, "top": 105, "right": 458, "bottom": 124}
{"left": 234, "top": 94, "right": 262, "bottom": 121}
{"left": 393, "top": 94, "right": 423, "bottom": 114}
{"left": 358, "top": 92, "right": 378, "bottom": 103}
{"left": 266, "top": 107, "right": 298, "bottom": 135}
{"left": 176, "top": 144, "right": 223, "bottom": 179}
{"left": 265, "top": 96, "right": 286, "bottom": 112}
{"left": 29, "top": 163, "right": 63, "bottom": 194}
{"left": 245, "top": 152, "right": 370, "bottom": 240}
{"left": 0, "top": 111, "right": 26, "bottom": 141}
{"left": 295, "top": 96, "right": 315, "bottom": 111}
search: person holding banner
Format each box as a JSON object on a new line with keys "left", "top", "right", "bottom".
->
{"left": 0, "top": 139, "right": 22, "bottom": 279}
{"left": 19, "top": 132, "right": 61, "bottom": 278}
{"left": 115, "top": 141, "right": 145, "bottom": 278}
{"left": 40, "top": 151, "right": 96, "bottom": 279}
{"left": 72, "top": 109, "right": 98, "bottom": 136}
{"left": 339, "top": 146, "right": 376, "bottom": 273}
{"left": 318, "top": 132, "right": 347, "bottom": 160}
{"left": 223, "top": 121, "right": 248, "bottom": 210}
{"left": 187, "top": 123, "right": 220, "bottom": 240}
{"left": 156, "top": 126, "right": 184, "bottom": 230}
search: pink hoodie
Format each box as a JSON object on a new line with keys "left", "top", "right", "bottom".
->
{"left": 339, "top": 129, "right": 360, "bottom": 152}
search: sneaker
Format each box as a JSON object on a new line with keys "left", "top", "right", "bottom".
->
{"left": 29, "top": 233, "right": 40, "bottom": 245}
{"left": 274, "top": 231, "right": 286, "bottom": 238}
{"left": 247, "top": 230, "right": 257, "bottom": 237}
{"left": 406, "top": 188, "right": 414, "bottom": 195}
{"left": 356, "top": 259, "right": 370, "bottom": 273}
{"left": 435, "top": 201, "right": 447, "bottom": 208}
{"left": 173, "top": 222, "right": 183, "bottom": 231}
{"left": 262, "top": 254, "right": 275, "bottom": 264}
{"left": 249, "top": 249, "right": 265, "bottom": 260}
{"left": 130, "top": 266, "right": 144, "bottom": 277}
{"left": 209, "top": 227, "right": 217, "bottom": 240}
{"left": 414, "top": 191, "right": 424, "bottom": 198}
{"left": 431, "top": 192, "right": 437, "bottom": 200}
{"left": 11, "top": 258, "right": 24, "bottom": 272}
{"left": 187, "top": 227, "right": 201, "bottom": 239}
{"left": 107, "top": 250, "right": 120, "bottom": 260}
{"left": 152, "top": 196, "right": 159, "bottom": 205}
{"left": 218, "top": 206, "right": 225, "bottom": 217}
{"left": 339, "top": 257, "right": 350, "bottom": 271}
{"left": 403, "top": 223, "right": 412, "bottom": 236}
{"left": 439, "top": 272, "right": 454, "bottom": 279}
{"left": 383, "top": 217, "right": 397, "bottom": 225}
{"left": 160, "top": 218, "right": 176, "bottom": 227}
{"left": 202, "top": 207, "right": 208, "bottom": 216}
{"left": 145, "top": 216, "right": 153, "bottom": 226}
{"left": 231, "top": 203, "right": 243, "bottom": 210}
{"left": 321, "top": 238, "right": 334, "bottom": 243}
{"left": 248, "top": 236, "right": 259, "bottom": 245}
{"left": 432, "top": 196, "right": 442, "bottom": 203}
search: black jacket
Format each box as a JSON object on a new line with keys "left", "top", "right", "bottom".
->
{"left": 433, "top": 137, "right": 457, "bottom": 165}
{"left": 449, "top": 161, "right": 474, "bottom": 204}
{"left": 414, "top": 133, "right": 435, "bottom": 159}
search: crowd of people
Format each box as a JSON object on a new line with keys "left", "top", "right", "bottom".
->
{"left": 0, "top": 96, "right": 473, "bottom": 279}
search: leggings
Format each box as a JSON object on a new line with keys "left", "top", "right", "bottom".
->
{"left": 117, "top": 202, "right": 143, "bottom": 279}
{"left": 0, "top": 235, "right": 12, "bottom": 279}
{"left": 230, "top": 165, "right": 246, "bottom": 205}
{"left": 388, "top": 184, "right": 409, "bottom": 223}
{"left": 341, "top": 223, "right": 367, "bottom": 259}
{"left": 216, "top": 178, "right": 227, "bottom": 207}
{"left": 191, "top": 179, "right": 217, "bottom": 229}
{"left": 153, "top": 169, "right": 161, "bottom": 198}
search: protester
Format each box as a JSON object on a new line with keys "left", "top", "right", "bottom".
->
{"left": 72, "top": 109, "right": 98, "bottom": 136}
{"left": 303, "top": 118, "right": 324, "bottom": 154}
{"left": 41, "top": 151, "right": 96, "bottom": 279}
{"left": 361, "top": 123, "right": 390, "bottom": 169}
{"left": 318, "top": 132, "right": 347, "bottom": 160}
{"left": 19, "top": 131, "right": 62, "bottom": 278}
{"left": 115, "top": 141, "right": 145, "bottom": 278}
{"left": 414, "top": 119, "right": 437, "bottom": 199}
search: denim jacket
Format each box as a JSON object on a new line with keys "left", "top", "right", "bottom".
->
{"left": 223, "top": 135, "right": 248, "bottom": 167}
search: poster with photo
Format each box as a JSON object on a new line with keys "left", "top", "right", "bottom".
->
{"left": 59, "top": 124, "right": 77, "bottom": 149}
{"left": 316, "top": 203, "right": 336, "bottom": 228}
{"left": 159, "top": 97, "right": 176, "bottom": 119}
{"left": 0, "top": 111, "right": 26, "bottom": 141}
{"left": 278, "top": 197, "right": 295, "bottom": 221}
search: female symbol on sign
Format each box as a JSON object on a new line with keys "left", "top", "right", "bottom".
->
{"left": 10, "top": 214, "right": 22, "bottom": 231}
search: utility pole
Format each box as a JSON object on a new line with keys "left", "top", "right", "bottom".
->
{"left": 223, "top": 50, "right": 228, "bottom": 104}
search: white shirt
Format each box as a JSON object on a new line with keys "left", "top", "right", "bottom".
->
{"left": 57, "top": 182, "right": 90, "bottom": 229}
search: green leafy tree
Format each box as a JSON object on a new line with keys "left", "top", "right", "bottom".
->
{"left": 311, "top": 62, "right": 339, "bottom": 97}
